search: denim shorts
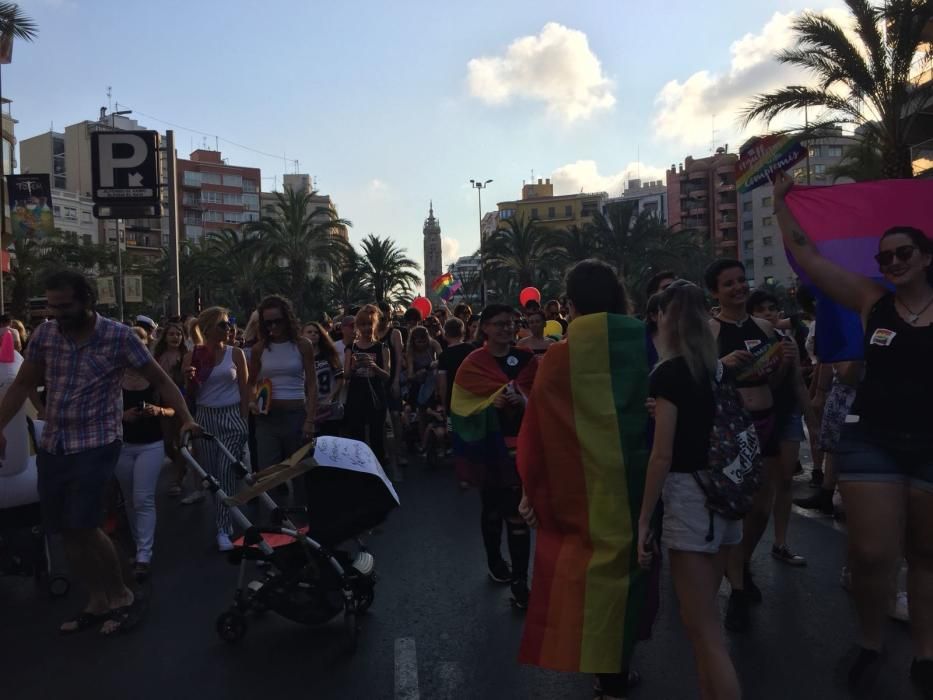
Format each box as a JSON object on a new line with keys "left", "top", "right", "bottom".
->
{"left": 835, "top": 422, "right": 933, "bottom": 492}
{"left": 662, "top": 472, "right": 742, "bottom": 553}
{"left": 778, "top": 411, "right": 805, "bottom": 443}
{"left": 37, "top": 441, "right": 122, "bottom": 533}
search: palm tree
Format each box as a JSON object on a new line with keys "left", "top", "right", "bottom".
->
{"left": 0, "top": 3, "right": 38, "bottom": 42}
{"left": 827, "top": 130, "right": 885, "bottom": 181}
{"left": 357, "top": 234, "right": 420, "bottom": 305}
{"left": 742, "top": 0, "right": 933, "bottom": 178}
{"left": 203, "top": 227, "right": 279, "bottom": 313}
{"left": 483, "top": 214, "right": 555, "bottom": 289}
{"left": 248, "top": 188, "right": 352, "bottom": 304}
{"left": 549, "top": 224, "right": 600, "bottom": 268}
{"left": 326, "top": 251, "right": 373, "bottom": 314}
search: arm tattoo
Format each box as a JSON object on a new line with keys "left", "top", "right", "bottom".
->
{"left": 791, "top": 228, "right": 810, "bottom": 248}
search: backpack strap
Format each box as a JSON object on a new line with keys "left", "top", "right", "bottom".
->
{"left": 691, "top": 471, "right": 717, "bottom": 543}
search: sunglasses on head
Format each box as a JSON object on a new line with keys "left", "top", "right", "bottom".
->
{"left": 263, "top": 317, "right": 285, "bottom": 328}
{"left": 875, "top": 245, "right": 916, "bottom": 267}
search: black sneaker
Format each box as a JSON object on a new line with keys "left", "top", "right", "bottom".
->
{"left": 911, "top": 658, "right": 933, "bottom": 699}
{"left": 771, "top": 544, "right": 807, "bottom": 567}
{"left": 809, "top": 468, "right": 824, "bottom": 487}
{"left": 510, "top": 578, "right": 529, "bottom": 610}
{"left": 743, "top": 566, "right": 762, "bottom": 604}
{"left": 794, "top": 489, "right": 834, "bottom": 515}
{"left": 724, "top": 591, "right": 749, "bottom": 633}
{"left": 487, "top": 559, "right": 512, "bottom": 584}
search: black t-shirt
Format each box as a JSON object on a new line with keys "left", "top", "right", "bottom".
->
{"left": 649, "top": 357, "right": 715, "bottom": 473}
{"left": 438, "top": 342, "right": 475, "bottom": 409}
{"left": 123, "top": 385, "right": 163, "bottom": 445}
{"left": 490, "top": 348, "right": 534, "bottom": 439}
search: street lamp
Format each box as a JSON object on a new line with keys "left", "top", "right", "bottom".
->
{"left": 470, "top": 178, "right": 492, "bottom": 307}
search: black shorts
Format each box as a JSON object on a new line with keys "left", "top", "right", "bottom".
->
{"left": 37, "top": 441, "right": 122, "bottom": 533}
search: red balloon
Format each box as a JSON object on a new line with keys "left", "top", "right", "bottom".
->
{"left": 519, "top": 287, "right": 541, "bottom": 307}
{"left": 411, "top": 296, "right": 432, "bottom": 318}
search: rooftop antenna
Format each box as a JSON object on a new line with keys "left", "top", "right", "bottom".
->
{"left": 106, "top": 86, "right": 112, "bottom": 113}
{"left": 215, "top": 135, "right": 219, "bottom": 152}
{"left": 710, "top": 114, "right": 718, "bottom": 154}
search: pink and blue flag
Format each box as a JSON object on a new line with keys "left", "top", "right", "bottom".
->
{"left": 785, "top": 180, "right": 933, "bottom": 361}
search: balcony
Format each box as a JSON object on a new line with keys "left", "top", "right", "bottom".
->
{"left": 689, "top": 189, "right": 708, "bottom": 199}
{"left": 685, "top": 206, "right": 708, "bottom": 216}
{"left": 720, "top": 215, "right": 738, "bottom": 225}
{"left": 719, "top": 201, "right": 737, "bottom": 211}
{"left": 717, "top": 182, "right": 736, "bottom": 192}
{"left": 687, "top": 170, "right": 708, "bottom": 181}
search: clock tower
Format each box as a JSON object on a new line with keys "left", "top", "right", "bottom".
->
{"left": 423, "top": 201, "right": 443, "bottom": 304}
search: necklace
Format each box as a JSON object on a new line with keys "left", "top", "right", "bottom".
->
{"left": 896, "top": 294, "right": 933, "bottom": 324}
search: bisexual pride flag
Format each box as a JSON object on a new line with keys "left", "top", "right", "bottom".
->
{"left": 785, "top": 180, "right": 933, "bottom": 361}
{"left": 430, "top": 272, "right": 462, "bottom": 302}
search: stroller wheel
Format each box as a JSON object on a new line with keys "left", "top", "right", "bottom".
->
{"left": 216, "top": 611, "right": 247, "bottom": 643}
{"left": 356, "top": 586, "right": 375, "bottom": 614}
{"left": 48, "top": 576, "right": 70, "bottom": 598}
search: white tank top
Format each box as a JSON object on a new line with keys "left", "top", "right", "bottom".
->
{"left": 198, "top": 346, "right": 241, "bottom": 408}
{"left": 259, "top": 341, "right": 305, "bottom": 401}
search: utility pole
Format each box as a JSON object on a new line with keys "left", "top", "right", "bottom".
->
{"left": 470, "top": 178, "right": 492, "bottom": 307}
{"left": 165, "top": 130, "right": 181, "bottom": 315}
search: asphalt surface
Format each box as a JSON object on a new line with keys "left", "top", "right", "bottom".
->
{"left": 0, "top": 453, "right": 918, "bottom": 700}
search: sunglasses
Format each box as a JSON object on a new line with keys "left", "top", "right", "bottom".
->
{"left": 217, "top": 320, "right": 232, "bottom": 330}
{"left": 875, "top": 245, "right": 916, "bottom": 267}
{"left": 263, "top": 317, "right": 285, "bottom": 328}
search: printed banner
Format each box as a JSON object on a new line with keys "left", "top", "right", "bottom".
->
{"left": 7, "top": 174, "right": 55, "bottom": 239}
{"left": 123, "top": 275, "right": 143, "bottom": 303}
{"left": 97, "top": 276, "right": 116, "bottom": 306}
{"left": 785, "top": 179, "right": 933, "bottom": 361}
{"left": 737, "top": 135, "right": 807, "bottom": 193}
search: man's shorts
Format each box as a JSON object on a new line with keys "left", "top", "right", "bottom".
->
{"left": 37, "top": 441, "right": 122, "bottom": 533}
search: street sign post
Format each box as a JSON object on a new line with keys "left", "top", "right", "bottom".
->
{"left": 91, "top": 130, "right": 162, "bottom": 219}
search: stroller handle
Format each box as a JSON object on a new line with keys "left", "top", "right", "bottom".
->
{"left": 181, "top": 430, "right": 215, "bottom": 450}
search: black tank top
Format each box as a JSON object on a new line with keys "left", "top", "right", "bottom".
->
{"left": 853, "top": 294, "right": 933, "bottom": 440}
{"left": 122, "top": 385, "right": 163, "bottom": 444}
{"left": 714, "top": 317, "right": 778, "bottom": 389}
{"left": 347, "top": 341, "right": 387, "bottom": 408}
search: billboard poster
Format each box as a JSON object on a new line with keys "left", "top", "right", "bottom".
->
{"left": 123, "top": 275, "right": 143, "bottom": 303}
{"left": 97, "top": 277, "right": 116, "bottom": 306}
{"left": 7, "top": 174, "right": 56, "bottom": 239}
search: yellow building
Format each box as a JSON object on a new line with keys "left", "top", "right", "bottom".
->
{"left": 496, "top": 179, "right": 607, "bottom": 232}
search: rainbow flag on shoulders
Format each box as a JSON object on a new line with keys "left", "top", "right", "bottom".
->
{"left": 518, "top": 313, "right": 649, "bottom": 673}
{"left": 431, "top": 272, "right": 462, "bottom": 302}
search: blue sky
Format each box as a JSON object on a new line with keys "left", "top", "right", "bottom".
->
{"left": 9, "top": 0, "right": 844, "bottom": 278}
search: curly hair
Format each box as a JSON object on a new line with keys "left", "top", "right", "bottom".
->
{"left": 256, "top": 295, "right": 300, "bottom": 344}
{"left": 303, "top": 321, "right": 341, "bottom": 369}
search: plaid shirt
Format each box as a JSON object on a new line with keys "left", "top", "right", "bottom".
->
{"left": 25, "top": 315, "right": 152, "bottom": 454}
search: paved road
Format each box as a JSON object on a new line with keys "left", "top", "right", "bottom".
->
{"left": 0, "top": 457, "right": 917, "bottom": 700}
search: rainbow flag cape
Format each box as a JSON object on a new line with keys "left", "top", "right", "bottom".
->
{"left": 431, "top": 272, "right": 462, "bottom": 302}
{"left": 518, "top": 313, "right": 649, "bottom": 673}
{"left": 450, "top": 346, "right": 537, "bottom": 486}
{"left": 785, "top": 180, "right": 933, "bottom": 361}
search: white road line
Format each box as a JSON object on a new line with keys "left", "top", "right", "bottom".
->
{"left": 437, "top": 661, "right": 464, "bottom": 700}
{"left": 395, "top": 637, "right": 420, "bottom": 700}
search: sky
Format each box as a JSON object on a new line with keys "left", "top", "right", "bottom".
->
{"left": 9, "top": 0, "right": 847, "bottom": 282}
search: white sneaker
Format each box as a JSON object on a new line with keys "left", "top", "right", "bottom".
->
{"left": 217, "top": 533, "right": 234, "bottom": 552}
{"left": 890, "top": 591, "right": 909, "bottom": 622}
{"left": 181, "top": 490, "right": 205, "bottom": 505}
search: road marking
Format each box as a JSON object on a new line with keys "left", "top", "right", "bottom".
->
{"left": 395, "top": 637, "right": 420, "bottom": 700}
{"left": 437, "top": 661, "right": 464, "bottom": 699}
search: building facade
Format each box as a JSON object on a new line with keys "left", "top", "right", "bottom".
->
{"left": 178, "top": 149, "right": 261, "bottom": 244}
{"left": 423, "top": 202, "right": 443, "bottom": 303}
{"left": 448, "top": 254, "right": 482, "bottom": 305}
{"left": 50, "top": 189, "right": 97, "bottom": 246}
{"left": 667, "top": 148, "right": 740, "bottom": 259}
{"left": 739, "top": 130, "right": 857, "bottom": 286}
{"left": 604, "top": 178, "right": 668, "bottom": 224}
{"left": 497, "top": 178, "right": 607, "bottom": 232}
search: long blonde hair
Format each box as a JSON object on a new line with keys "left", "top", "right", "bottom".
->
{"left": 195, "top": 306, "right": 229, "bottom": 343}
{"left": 657, "top": 281, "right": 718, "bottom": 384}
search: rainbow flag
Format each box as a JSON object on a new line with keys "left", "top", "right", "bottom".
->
{"left": 256, "top": 378, "right": 273, "bottom": 415}
{"left": 736, "top": 134, "right": 807, "bottom": 193}
{"left": 518, "top": 313, "right": 649, "bottom": 673}
{"left": 785, "top": 180, "right": 933, "bottom": 361}
{"left": 450, "top": 346, "right": 537, "bottom": 486}
{"left": 431, "top": 272, "right": 462, "bottom": 302}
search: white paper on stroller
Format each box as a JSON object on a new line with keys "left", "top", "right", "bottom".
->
{"left": 312, "top": 437, "right": 400, "bottom": 505}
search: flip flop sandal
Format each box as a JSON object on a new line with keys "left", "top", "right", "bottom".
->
{"left": 60, "top": 611, "right": 109, "bottom": 635}
{"left": 100, "top": 594, "right": 147, "bottom": 636}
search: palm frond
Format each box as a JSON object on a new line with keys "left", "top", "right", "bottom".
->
{"left": 0, "top": 3, "right": 37, "bottom": 41}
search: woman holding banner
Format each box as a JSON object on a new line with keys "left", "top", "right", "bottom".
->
{"left": 773, "top": 171, "right": 933, "bottom": 696}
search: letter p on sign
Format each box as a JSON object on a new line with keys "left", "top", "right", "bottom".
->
{"left": 97, "top": 133, "right": 148, "bottom": 187}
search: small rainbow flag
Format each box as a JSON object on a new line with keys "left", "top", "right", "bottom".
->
{"left": 736, "top": 133, "right": 807, "bottom": 193}
{"left": 256, "top": 378, "right": 273, "bottom": 415}
{"left": 431, "top": 272, "right": 462, "bottom": 302}
{"left": 518, "top": 313, "right": 649, "bottom": 673}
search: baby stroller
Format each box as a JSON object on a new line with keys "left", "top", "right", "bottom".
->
{"left": 180, "top": 432, "right": 399, "bottom": 648}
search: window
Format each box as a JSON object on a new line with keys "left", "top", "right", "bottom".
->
{"left": 223, "top": 192, "right": 242, "bottom": 206}
{"left": 548, "top": 206, "right": 556, "bottom": 219}
{"left": 762, "top": 216, "right": 773, "bottom": 227}
{"left": 201, "top": 191, "right": 223, "bottom": 204}
{"left": 743, "top": 240, "right": 753, "bottom": 251}
{"left": 223, "top": 211, "right": 241, "bottom": 224}
{"left": 81, "top": 211, "right": 92, "bottom": 223}
{"left": 53, "top": 205, "right": 62, "bottom": 217}
{"left": 763, "top": 256, "right": 774, "bottom": 266}
{"left": 809, "top": 146, "right": 822, "bottom": 158}
{"left": 745, "top": 259, "right": 755, "bottom": 269}
{"left": 183, "top": 216, "right": 202, "bottom": 226}
{"left": 500, "top": 208, "right": 513, "bottom": 220}
{"left": 743, "top": 220, "right": 753, "bottom": 231}
{"left": 763, "top": 236, "right": 773, "bottom": 246}
{"left": 200, "top": 172, "right": 221, "bottom": 186}
{"left": 530, "top": 208, "right": 539, "bottom": 219}
{"left": 183, "top": 171, "right": 201, "bottom": 187}
{"left": 761, "top": 196, "right": 772, "bottom": 207}
{"left": 814, "top": 164, "right": 827, "bottom": 179}
{"left": 203, "top": 210, "right": 223, "bottom": 223}
{"left": 82, "top": 234, "right": 93, "bottom": 246}
{"left": 581, "top": 199, "right": 599, "bottom": 216}
{"left": 183, "top": 193, "right": 200, "bottom": 206}
{"left": 64, "top": 207, "right": 77, "bottom": 221}
{"left": 54, "top": 176, "right": 66, "bottom": 188}
{"left": 242, "top": 211, "right": 260, "bottom": 223}
{"left": 242, "top": 193, "right": 259, "bottom": 210}
{"left": 222, "top": 174, "right": 242, "bottom": 188}
{"left": 243, "top": 179, "right": 258, "bottom": 193}
{"left": 186, "top": 225, "right": 203, "bottom": 241}
{"left": 742, "top": 201, "right": 752, "bottom": 212}
{"left": 564, "top": 205, "right": 573, "bottom": 217}
{"left": 827, "top": 145, "right": 843, "bottom": 158}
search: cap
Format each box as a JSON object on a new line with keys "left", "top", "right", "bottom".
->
{"left": 135, "top": 315, "right": 157, "bottom": 330}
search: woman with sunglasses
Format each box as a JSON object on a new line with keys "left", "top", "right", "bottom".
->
{"left": 773, "top": 171, "right": 933, "bottom": 695}
{"left": 248, "top": 296, "right": 318, "bottom": 472}
{"left": 182, "top": 307, "right": 250, "bottom": 551}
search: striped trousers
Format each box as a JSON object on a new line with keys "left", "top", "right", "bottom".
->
{"left": 195, "top": 404, "right": 248, "bottom": 535}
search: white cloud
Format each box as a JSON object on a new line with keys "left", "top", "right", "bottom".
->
{"left": 467, "top": 22, "right": 615, "bottom": 123}
{"left": 549, "top": 160, "right": 668, "bottom": 197}
{"left": 652, "top": 8, "right": 852, "bottom": 148}
{"left": 369, "top": 178, "right": 388, "bottom": 192}
{"left": 441, "top": 236, "right": 461, "bottom": 263}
